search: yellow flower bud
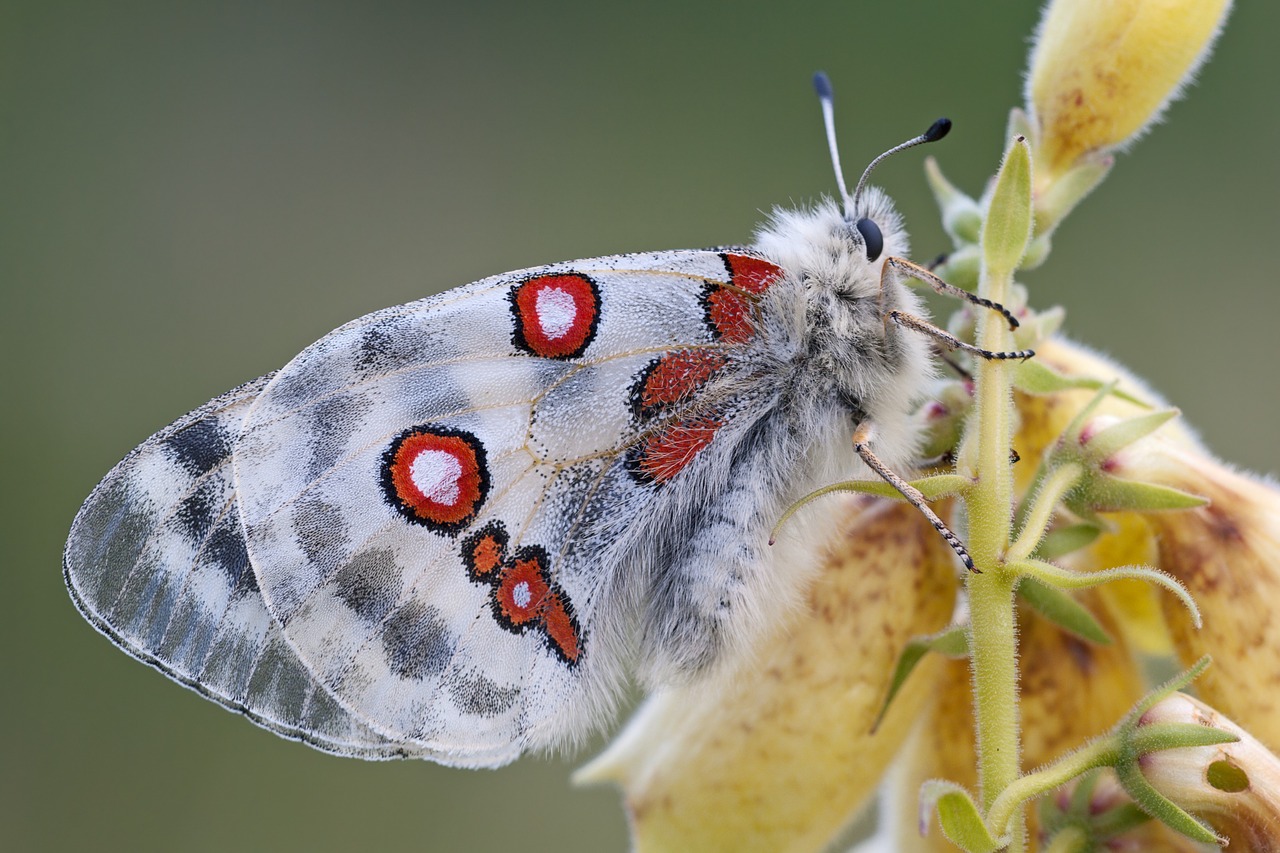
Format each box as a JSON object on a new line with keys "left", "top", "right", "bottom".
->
{"left": 1138, "top": 693, "right": 1280, "bottom": 847}
{"left": 577, "top": 499, "right": 958, "bottom": 853}
{"left": 1026, "top": 0, "right": 1232, "bottom": 184}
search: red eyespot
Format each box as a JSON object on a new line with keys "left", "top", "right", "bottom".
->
{"left": 510, "top": 273, "right": 600, "bottom": 359}
{"left": 381, "top": 427, "right": 489, "bottom": 535}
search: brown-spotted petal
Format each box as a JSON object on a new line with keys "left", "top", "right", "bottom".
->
{"left": 577, "top": 499, "right": 958, "bottom": 853}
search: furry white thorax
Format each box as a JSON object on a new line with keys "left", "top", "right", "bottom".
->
{"left": 751, "top": 191, "right": 936, "bottom": 475}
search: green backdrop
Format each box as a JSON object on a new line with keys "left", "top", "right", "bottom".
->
{"left": 4, "top": 1, "right": 1276, "bottom": 850}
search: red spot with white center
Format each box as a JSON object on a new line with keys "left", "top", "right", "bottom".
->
{"left": 628, "top": 414, "right": 723, "bottom": 484}
{"left": 459, "top": 521, "right": 584, "bottom": 666}
{"left": 381, "top": 427, "right": 489, "bottom": 535}
{"left": 510, "top": 273, "right": 600, "bottom": 359}
{"left": 702, "top": 253, "right": 784, "bottom": 343}
{"left": 496, "top": 557, "right": 550, "bottom": 627}
{"left": 630, "top": 349, "right": 728, "bottom": 420}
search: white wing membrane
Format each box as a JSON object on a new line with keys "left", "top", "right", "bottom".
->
{"left": 235, "top": 251, "right": 739, "bottom": 762}
{"left": 63, "top": 377, "right": 424, "bottom": 758}
{"left": 67, "top": 249, "right": 766, "bottom": 766}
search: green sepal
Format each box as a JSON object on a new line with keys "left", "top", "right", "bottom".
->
{"left": 1083, "top": 409, "right": 1180, "bottom": 461}
{"left": 922, "top": 781, "right": 1004, "bottom": 853}
{"left": 926, "top": 156, "right": 983, "bottom": 245}
{"left": 1076, "top": 476, "right": 1208, "bottom": 514}
{"left": 983, "top": 136, "right": 1034, "bottom": 278}
{"left": 1123, "top": 657, "right": 1210, "bottom": 724}
{"left": 1012, "top": 360, "right": 1148, "bottom": 406}
{"left": 1017, "top": 577, "right": 1112, "bottom": 645}
{"left": 872, "top": 625, "right": 968, "bottom": 731}
{"left": 1129, "top": 722, "right": 1239, "bottom": 755}
{"left": 1035, "top": 523, "right": 1102, "bottom": 559}
{"left": 1105, "top": 659, "right": 1225, "bottom": 845}
{"left": 1114, "top": 760, "right": 1223, "bottom": 845}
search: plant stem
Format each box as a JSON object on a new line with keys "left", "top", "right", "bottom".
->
{"left": 962, "top": 138, "right": 1033, "bottom": 849}
{"left": 985, "top": 738, "right": 1117, "bottom": 837}
{"left": 965, "top": 302, "right": 1023, "bottom": 844}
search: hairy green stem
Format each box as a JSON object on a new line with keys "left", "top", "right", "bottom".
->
{"left": 964, "top": 137, "right": 1032, "bottom": 850}
{"left": 986, "top": 739, "right": 1117, "bottom": 837}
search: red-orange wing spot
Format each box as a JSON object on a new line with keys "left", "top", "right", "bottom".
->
{"left": 494, "top": 553, "right": 553, "bottom": 627}
{"left": 628, "top": 415, "right": 723, "bottom": 485}
{"left": 462, "top": 522, "right": 508, "bottom": 581}
{"left": 629, "top": 349, "right": 728, "bottom": 420}
{"left": 702, "top": 253, "right": 784, "bottom": 343}
{"left": 541, "top": 594, "right": 582, "bottom": 664}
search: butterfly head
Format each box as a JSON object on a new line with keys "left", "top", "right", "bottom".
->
{"left": 812, "top": 72, "right": 950, "bottom": 264}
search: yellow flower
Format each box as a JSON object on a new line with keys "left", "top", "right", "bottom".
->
{"left": 577, "top": 499, "right": 958, "bottom": 852}
{"left": 1109, "top": 428, "right": 1280, "bottom": 753}
{"left": 581, "top": 337, "right": 1280, "bottom": 850}
{"left": 1026, "top": 0, "right": 1232, "bottom": 186}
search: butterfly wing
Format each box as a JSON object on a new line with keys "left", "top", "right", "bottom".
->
{"left": 64, "top": 377, "right": 425, "bottom": 758}
{"left": 234, "top": 249, "right": 787, "bottom": 766}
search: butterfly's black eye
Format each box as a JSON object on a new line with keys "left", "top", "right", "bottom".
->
{"left": 855, "top": 217, "right": 883, "bottom": 262}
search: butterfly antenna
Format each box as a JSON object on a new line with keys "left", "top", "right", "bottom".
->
{"left": 812, "top": 72, "right": 851, "bottom": 207}
{"left": 851, "top": 115, "right": 952, "bottom": 209}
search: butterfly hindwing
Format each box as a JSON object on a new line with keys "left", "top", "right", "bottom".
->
{"left": 63, "top": 377, "right": 423, "bottom": 758}
{"left": 232, "top": 250, "right": 783, "bottom": 763}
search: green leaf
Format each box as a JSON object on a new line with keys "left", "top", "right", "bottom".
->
{"left": 922, "top": 781, "right": 1002, "bottom": 853}
{"left": 873, "top": 626, "right": 968, "bottom": 731}
{"left": 1018, "top": 577, "right": 1112, "bottom": 644}
{"left": 983, "top": 136, "right": 1033, "bottom": 277}
{"left": 1010, "top": 559, "right": 1201, "bottom": 628}
{"left": 1035, "top": 523, "right": 1102, "bottom": 559}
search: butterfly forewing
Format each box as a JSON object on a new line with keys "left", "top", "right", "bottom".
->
{"left": 231, "top": 250, "right": 758, "bottom": 761}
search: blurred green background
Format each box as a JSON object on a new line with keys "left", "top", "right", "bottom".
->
{"left": 4, "top": 1, "right": 1277, "bottom": 850}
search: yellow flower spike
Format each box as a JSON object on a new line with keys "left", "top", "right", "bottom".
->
{"left": 577, "top": 499, "right": 958, "bottom": 853}
{"left": 1026, "top": 0, "right": 1233, "bottom": 188}
{"left": 1138, "top": 693, "right": 1280, "bottom": 847}
{"left": 894, "top": 591, "right": 1144, "bottom": 849}
{"left": 1116, "top": 440, "right": 1280, "bottom": 753}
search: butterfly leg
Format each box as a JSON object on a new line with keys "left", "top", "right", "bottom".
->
{"left": 888, "top": 310, "right": 1035, "bottom": 361}
{"left": 883, "top": 256, "right": 1020, "bottom": 330}
{"left": 852, "top": 421, "right": 976, "bottom": 572}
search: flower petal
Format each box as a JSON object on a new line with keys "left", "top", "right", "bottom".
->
{"left": 578, "top": 499, "right": 958, "bottom": 852}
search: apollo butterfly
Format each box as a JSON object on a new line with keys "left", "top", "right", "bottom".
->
{"left": 63, "top": 73, "right": 1029, "bottom": 767}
